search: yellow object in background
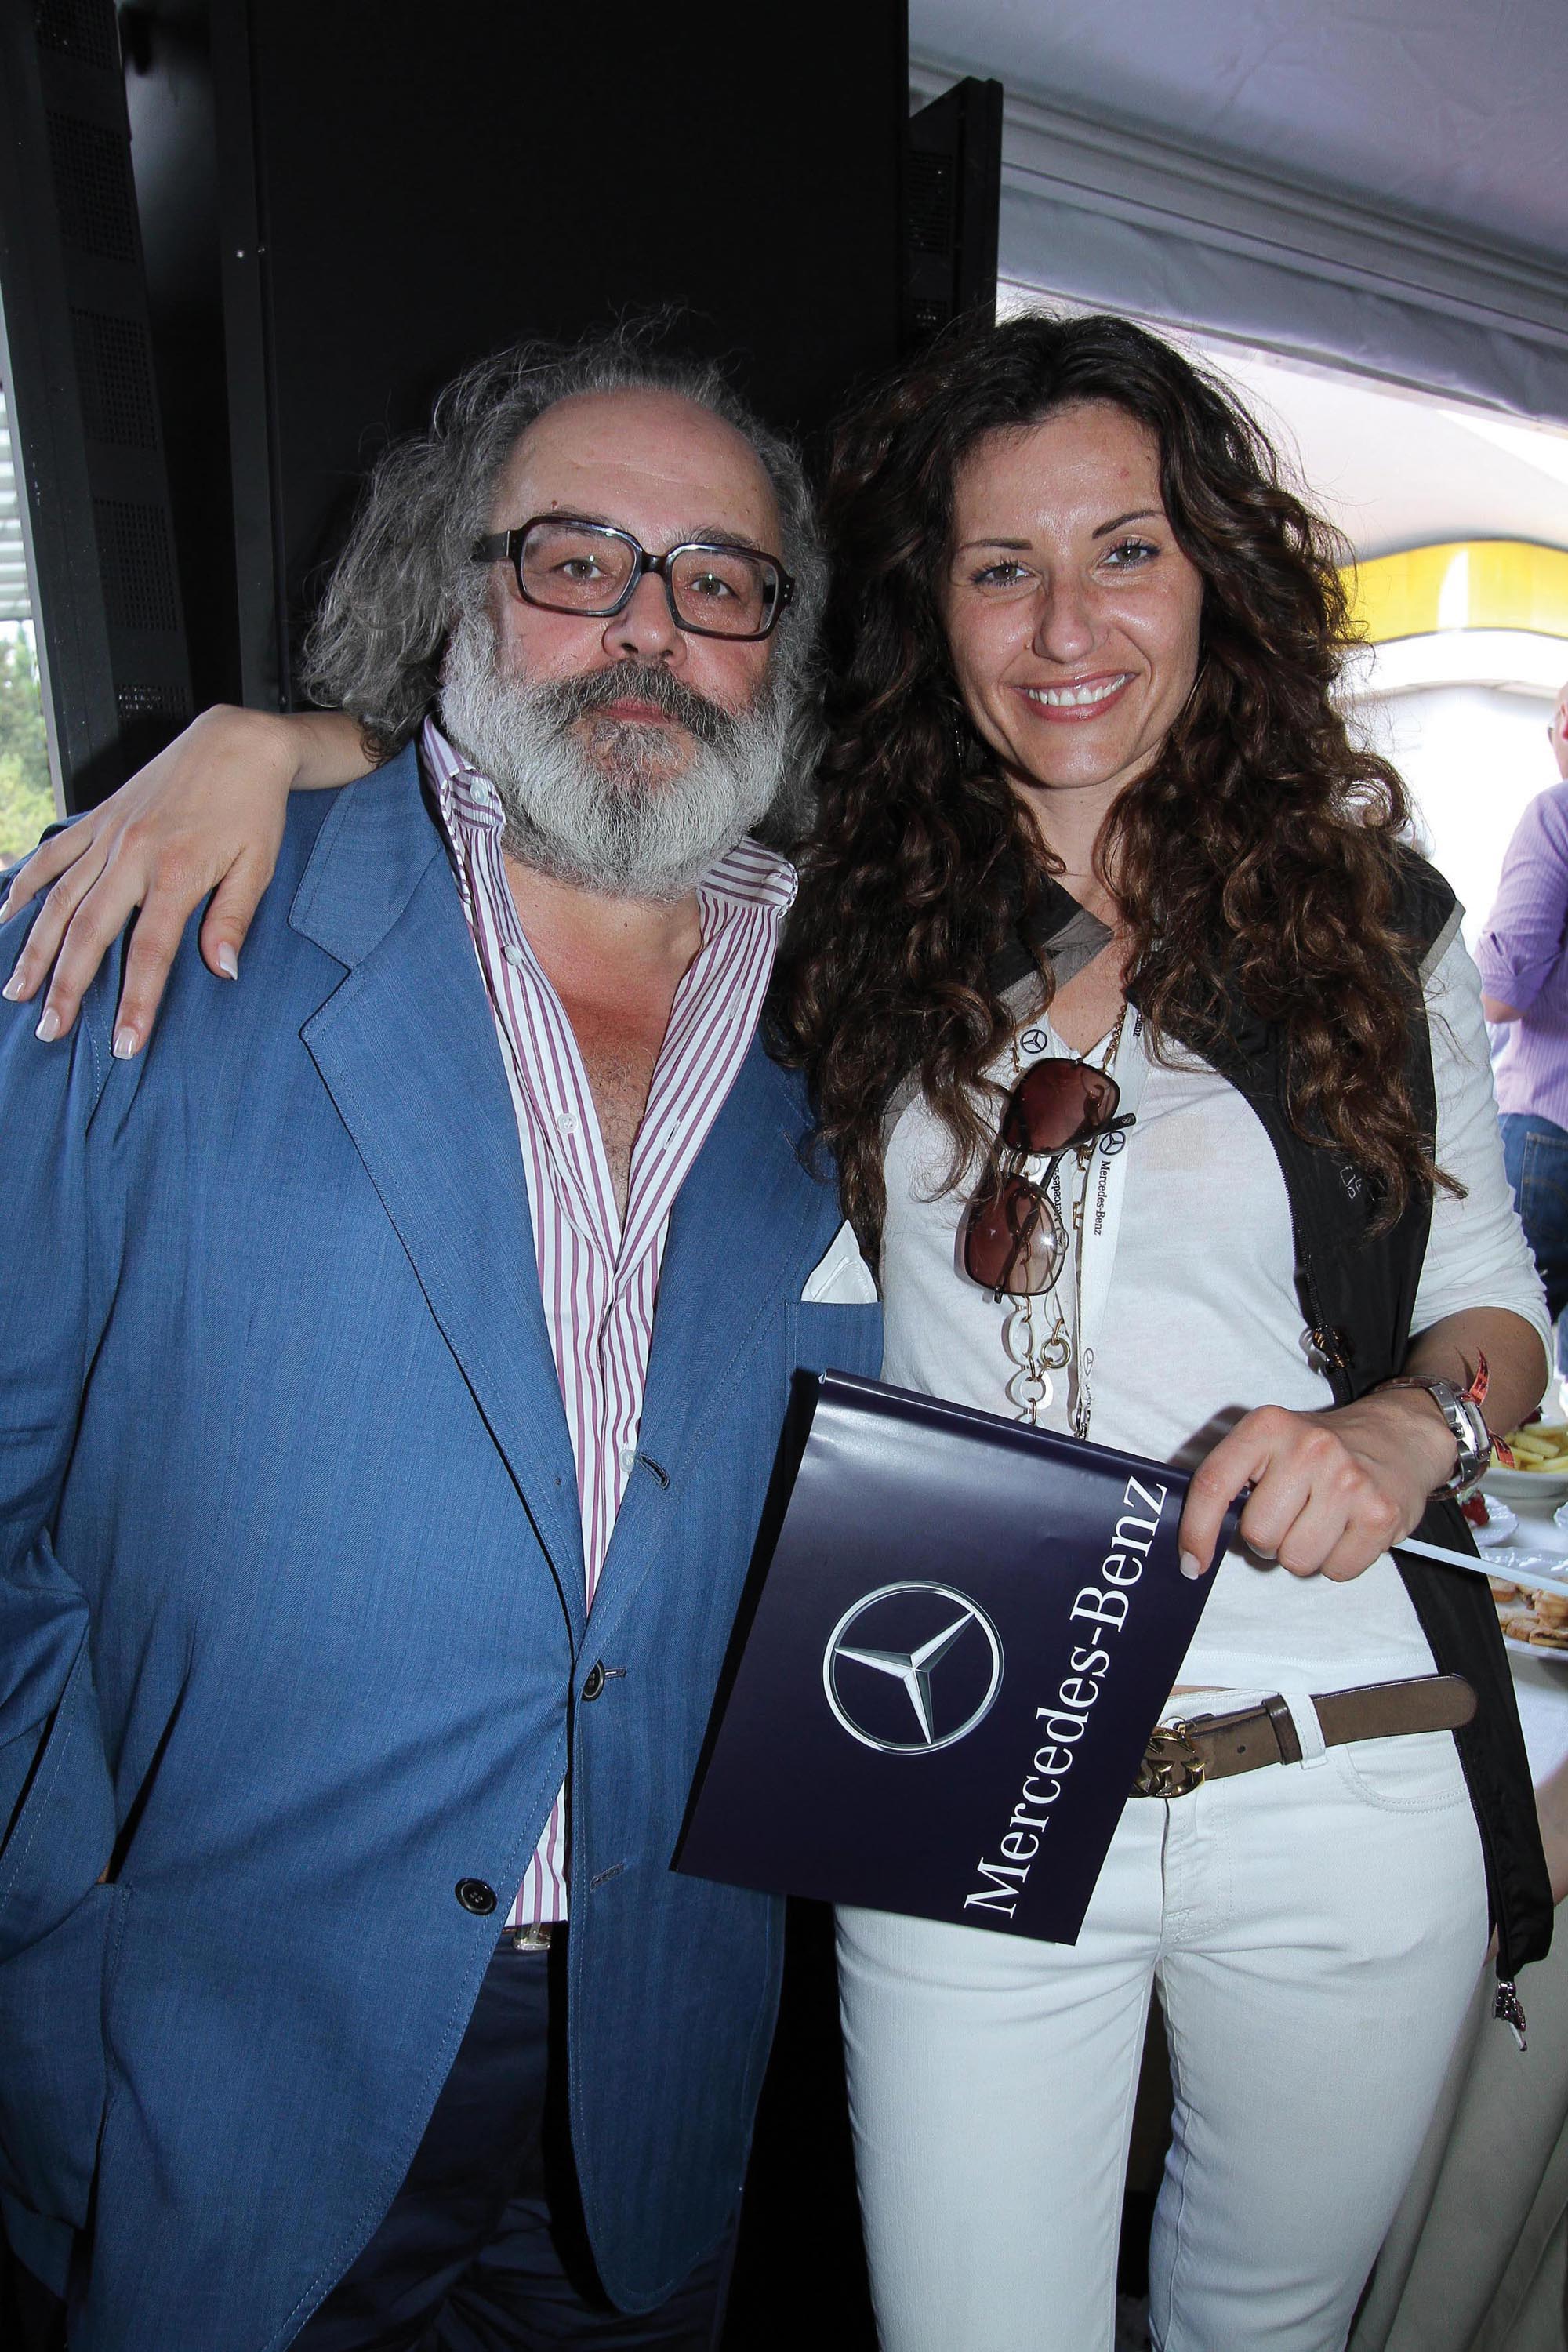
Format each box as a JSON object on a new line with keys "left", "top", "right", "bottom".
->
{"left": 1343, "top": 542, "right": 1568, "bottom": 646}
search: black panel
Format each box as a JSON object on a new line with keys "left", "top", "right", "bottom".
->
{"left": 210, "top": 0, "right": 909, "bottom": 707}
{"left": 72, "top": 306, "right": 162, "bottom": 446}
{"left": 46, "top": 109, "right": 140, "bottom": 262}
{"left": 35, "top": 0, "right": 122, "bottom": 71}
{"left": 904, "top": 77, "right": 1004, "bottom": 350}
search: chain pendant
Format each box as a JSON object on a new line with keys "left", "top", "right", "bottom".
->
{"left": 1007, "top": 1362, "right": 1054, "bottom": 1421}
{"left": 1004, "top": 1298, "right": 1069, "bottom": 1422}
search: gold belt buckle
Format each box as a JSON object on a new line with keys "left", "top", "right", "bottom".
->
{"left": 1134, "top": 1722, "right": 1206, "bottom": 1800}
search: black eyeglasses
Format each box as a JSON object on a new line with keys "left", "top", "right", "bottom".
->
{"left": 471, "top": 514, "right": 794, "bottom": 641}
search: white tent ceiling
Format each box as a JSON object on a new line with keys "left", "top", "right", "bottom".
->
{"left": 913, "top": 0, "right": 1568, "bottom": 255}
{"left": 913, "top": 0, "right": 1568, "bottom": 422}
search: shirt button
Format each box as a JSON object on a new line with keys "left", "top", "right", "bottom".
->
{"left": 503, "top": 944, "right": 525, "bottom": 970}
{"left": 619, "top": 1444, "right": 638, "bottom": 1475}
{"left": 556, "top": 1110, "right": 577, "bottom": 1135}
{"left": 471, "top": 779, "right": 498, "bottom": 808}
{"left": 455, "top": 1878, "right": 497, "bottom": 1915}
{"left": 582, "top": 1662, "right": 607, "bottom": 1702}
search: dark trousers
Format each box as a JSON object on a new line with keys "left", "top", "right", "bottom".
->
{"left": 1501, "top": 1111, "right": 1568, "bottom": 1370}
{"left": 293, "top": 1937, "right": 734, "bottom": 2350}
{"left": 13, "top": 1938, "right": 732, "bottom": 2351}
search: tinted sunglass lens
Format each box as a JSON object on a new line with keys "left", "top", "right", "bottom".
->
{"left": 963, "top": 1177, "right": 1066, "bottom": 1296}
{"left": 1002, "top": 1061, "right": 1119, "bottom": 1155}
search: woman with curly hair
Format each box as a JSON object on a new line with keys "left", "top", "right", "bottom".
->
{"left": 4, "top": 313, "right": 1554, "bottom": 2352}
{"left": 765, "top": 314, "right": 1553, "bottom": 2350}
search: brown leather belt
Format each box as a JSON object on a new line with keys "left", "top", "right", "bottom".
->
{"left": 1131, "top": 1673, "right": 1476, "bottom": 1800}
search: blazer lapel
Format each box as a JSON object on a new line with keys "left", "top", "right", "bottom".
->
{"left": 590, "top": 1040, "right": 829, "bottom": 1642}
{"left": 291, "top": 756, "right": 586, "bottom": 1634}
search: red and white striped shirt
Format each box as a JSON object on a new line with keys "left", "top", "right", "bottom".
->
{"left": 422, "top": 718, "right": 796, "bottom": 1922}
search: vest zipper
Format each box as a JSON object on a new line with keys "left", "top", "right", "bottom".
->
{"left": 1494, "top": 1977, "right": 1528, "bottom": 2052}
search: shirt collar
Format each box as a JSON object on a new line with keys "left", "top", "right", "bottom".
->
{"left": 419, "top": 716, "right": 797, "bottom": 919}
{"left": 989, "top": 855, "right": 1112, "bottom": 993}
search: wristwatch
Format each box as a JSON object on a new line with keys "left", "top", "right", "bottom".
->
{"left": 1379, "top": 1375, "right": 1493, "bottom": 1497}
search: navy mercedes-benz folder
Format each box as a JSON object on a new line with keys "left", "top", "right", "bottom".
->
{"left": 677, "top": 1370, "right": 1229, "bottom": 1944}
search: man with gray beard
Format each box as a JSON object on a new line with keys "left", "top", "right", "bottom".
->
{"left": 0, "top": 342, "right": 880, "bottom": 2350}
{"left": 439, "top": 618, "right": 793, "bottom": 904}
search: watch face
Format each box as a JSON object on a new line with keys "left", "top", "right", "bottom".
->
{"left": 1383, "top": 1376, "right": 1489, "bottom": 1492}
{"left": 1413, "top": 1380, "right": 1487, "bottom": 1490}
{"left": 1451, "top": 1399, "right": 1493, "bottom": 1489}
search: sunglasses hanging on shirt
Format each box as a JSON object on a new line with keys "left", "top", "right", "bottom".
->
{"left": 963, "top": 1053, "right": 1135, "bottom": 1301}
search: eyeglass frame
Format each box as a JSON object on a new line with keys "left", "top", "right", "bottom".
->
{"left": 470, "top": 515, "right": 796, "bottom": 641}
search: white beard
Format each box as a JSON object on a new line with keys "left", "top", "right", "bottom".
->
{"left": 438, "top": 610, "right": 791, "bottom": 902}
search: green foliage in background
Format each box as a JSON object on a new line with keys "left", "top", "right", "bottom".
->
{"left": 0, "top": 632, "right": 55, "bottom": 869}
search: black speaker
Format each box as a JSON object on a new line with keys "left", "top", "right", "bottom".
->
{"left": 0, "top": 0, "right": 192, "bottom": 808}
{"left": 904, "top": 76, "right": 1004, "bottom": 350}
{"left": 125, "top": 0, "right": 911, "bottom": 714}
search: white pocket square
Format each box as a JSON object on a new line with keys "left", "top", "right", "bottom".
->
{"left": 801, "top": 1220, "right": 879, "bottom": 1305}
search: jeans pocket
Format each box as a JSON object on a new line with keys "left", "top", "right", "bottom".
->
{"left": 1334, "top": 1726, "right": 1469, "bottom": 1813}
{"left": 1521, "top": 1127, "right": 1568, "bottom": 1214}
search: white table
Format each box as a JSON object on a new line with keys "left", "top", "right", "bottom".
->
{"left": 1483, "top": 1490, "right": 1568, "bottom": 1783}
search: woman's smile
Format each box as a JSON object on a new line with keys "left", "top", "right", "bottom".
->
{"left": 1013, "top": 670, "right": 1135, "bottom": 720}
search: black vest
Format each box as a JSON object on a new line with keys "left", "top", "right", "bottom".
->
{"left": 1007, "top": 858, "right": 1553, "bottom": 1987}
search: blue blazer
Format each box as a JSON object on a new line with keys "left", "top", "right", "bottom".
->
{"left": 0, "top": 748, "right": 880, "bottom": 2349}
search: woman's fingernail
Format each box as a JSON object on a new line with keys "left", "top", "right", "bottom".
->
{"left": 216, "top": 944, "right": 239, "bottom": 980}
{"left": 1180, "top": 1551, "right": 1203, "bottom": 1580}
{"left": 112, "top": 1025, "right": 138, "bottom": 1060}
{"left": 35, "top": 1007, "right": 60, "bottom": 1042}
{"left": 2, "top": 970, "right": 25, "bottom": 1000}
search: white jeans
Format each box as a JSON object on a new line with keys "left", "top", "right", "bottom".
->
{"left": 837, "top": 1697, "right": 1490, "bottom": 2352}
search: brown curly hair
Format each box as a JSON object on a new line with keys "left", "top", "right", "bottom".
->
{"left": 771, "top": 310, "right": 1439, "bottom": 1249}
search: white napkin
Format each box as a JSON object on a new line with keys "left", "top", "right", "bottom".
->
{"left": 800, "top": 1219, "right": 879, "bottom": 1305}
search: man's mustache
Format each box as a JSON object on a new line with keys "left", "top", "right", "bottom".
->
{"left": 534, "top": 661, "right": 742, "bottom": 751}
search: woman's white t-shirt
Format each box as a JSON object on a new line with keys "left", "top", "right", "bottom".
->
{"left": 879, "top": 934, "right": 1552, "bottom": 1690}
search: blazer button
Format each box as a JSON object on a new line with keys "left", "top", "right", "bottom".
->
{"left": 455, "top": 1878, "right": 497, "bottom": 1915}
{"left": 582, "top": 1661, "right": 607, "bottom": 1701}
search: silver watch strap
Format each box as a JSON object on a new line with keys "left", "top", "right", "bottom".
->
{"left": 1380, "top": 1375, "right": 1491, "bottom": 1496}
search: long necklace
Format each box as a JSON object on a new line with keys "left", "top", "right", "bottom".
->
{"left": 1003, "top": 1004, "right": 1128, "bottom": 1427}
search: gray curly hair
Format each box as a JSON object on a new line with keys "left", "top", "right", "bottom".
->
{"left": 301, "top": 331, "right": 828, "bottom": 800}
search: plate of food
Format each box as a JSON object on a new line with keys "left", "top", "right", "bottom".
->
{"left": 1504, "top": 1634, "right": 1568, "bottom": 1664}
{"left": 1482, "top": 1422, "right": 1568, "bottom": 1504}
{"left": 1490, "top": 1576, "right": 1568, "bottom": 1661}
{"left": 1480, "top": 1546, "right": 1568, "bottom": 1595}
{"left": 1490, "top": 1564, "right": 1568, "bottom": 1661}
{"left": 1461, "top": 1492, "right": 1518, "bottom": 1545}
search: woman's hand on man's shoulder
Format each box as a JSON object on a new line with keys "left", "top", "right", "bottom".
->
{"left": 1, "top": 705, "right": 328, "bottom": 1057}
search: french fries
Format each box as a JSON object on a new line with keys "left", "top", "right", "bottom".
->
{"left": 1499, "top": 1422, "right": 1568, "bottom": 1472}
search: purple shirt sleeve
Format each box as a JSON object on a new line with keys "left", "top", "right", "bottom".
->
{"left": 1475, "top": 785, "right": 1568, "bottom": 1015}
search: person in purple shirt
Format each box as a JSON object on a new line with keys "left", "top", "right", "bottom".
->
{"left": 1477, "top": 675, "right": 1568, "bottom": 1374}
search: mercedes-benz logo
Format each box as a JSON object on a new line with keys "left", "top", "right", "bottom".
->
{"left": 822, "top": 1582, "right": 1004, "bottom": 1755}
